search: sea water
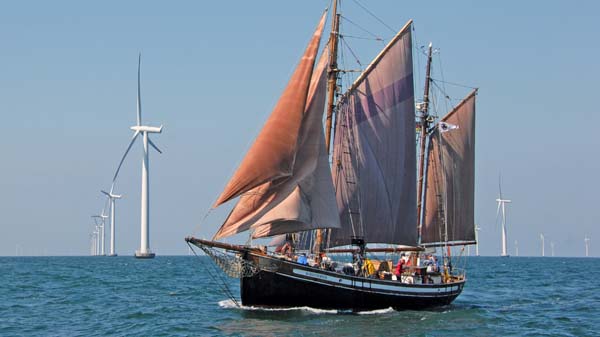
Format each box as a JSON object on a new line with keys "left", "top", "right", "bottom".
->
{"left": 1, "top": 256, "right": 598, "bottom": 336}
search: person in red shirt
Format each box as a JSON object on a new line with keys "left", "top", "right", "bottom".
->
{"left": 394, "top": 254, "right": 406, "bottom": 276}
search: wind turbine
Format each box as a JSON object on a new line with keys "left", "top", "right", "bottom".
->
{"left": 113, "top": 54, "right": 163, "bottom": 259}
{"left": 91, "top": 216, "right": 103, "bottom": 255}
{"left": 92, "top": 212, "right": 108, "bottom": 256}
{"left": 585, "top": 236, "right": 590, "bottom": 257}
{"left": 551, "top": 241, "right": 555, "bottom": 257}
{"left": 89, "top": 233, "right": 96, "bottom": 256}
{"left": 101, "top": 187, "right": 122, "bottom": 257}
{"left": 496, "top": 175, "right": 511, "bottom": 257}
{"left": 92, "top": 226, "right": 99, "bottom": 256}
{"left": 540, "top": 233, "right": 545, "bottom": 257}
{"left": 514, "top": 240, "right": 519, "bottom": 257}
{"left": 474, "top": 225, "right": 481, "bottom": 256}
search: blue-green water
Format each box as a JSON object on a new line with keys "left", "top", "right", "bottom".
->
{"left": 1, "top": 256, "right": 598, "bottom": 336}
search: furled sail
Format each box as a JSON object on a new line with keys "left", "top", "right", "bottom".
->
{"left": 213, "top": 12, "right": 328, "bottom": 208}
{"left": 213, "top": 15, "right": 341, "bottom": 240}
{"left": 328, "top": 21, "right": 417, "bottom": 247}
{"left": 422, "top": 90, "right": 477, "bottom": 245}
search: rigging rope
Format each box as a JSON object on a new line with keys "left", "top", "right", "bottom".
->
{"left": 436, "top": 54, "right": 451, "bottom": 114}
{"left": 340, "top": 15, "right": 384, "bottom": 42}
{"left": 350, "top": 0, "right": 396, "bottom": 34}
{"left": 191, "top": 208, "right": 213, "bottom": 237}
{"left": 339, "top": 36, "right": 363, "bottom": 67}
{"left": 187, "top": 242, "right": 241, "bottom": 308}
{"left": 341, "top": 34, "right": 383, "bottom": 41}
{"left": 430, "top": 78, "right": 478, "bottom": 90}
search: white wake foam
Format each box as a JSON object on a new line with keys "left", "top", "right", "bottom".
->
{"left": 356, "top": 307, "right": 395, "bottom": 315}
{"left": 218, "top": 299, "right": 394, "bottom": 315}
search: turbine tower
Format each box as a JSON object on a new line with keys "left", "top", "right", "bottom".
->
{"left": 540, "top": 233, "right": 545, "bottom": 257}
{"left": 585, "top": 236, "right": 590, "bottom": 257}
{"left": 101, "top": 188, "right": 122, "bottom": 257}
{"left": 92, "top": 225, "right": 99, "bottom": 256}
{"left": 475, "top": 225, "right": 481, "bottom": 256}
{"left": 89, "top": 233, "right": 95, "bottom": 256}
{"left": 113, "top": 54, "right": 163, "bottom": 259}
{"left": 551, "top": 241, "right": 555, "bottom": 257}
{"left": 496, "top": 176, "right": 511, "bottom": 257}
{"left": 515, "top": 240, "right": 519, "bottom": 257}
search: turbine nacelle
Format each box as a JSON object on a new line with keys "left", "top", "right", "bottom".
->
{"left": 92, "top": 214, "right": 108, "bottom": 225}
{"left": 130, "top": 125, "right": 163, "bottom": 133}
{"left": 101, "top": 190, "right": 123, "bottom": 199}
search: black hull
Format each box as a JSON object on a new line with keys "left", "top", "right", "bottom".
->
{"left": 240, "top": 252, "right": 464, "bottom": 311}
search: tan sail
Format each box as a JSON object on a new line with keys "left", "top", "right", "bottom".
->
{"left": 422, "top": 89, "right": 477, "bottom": 245}
{"left": 213, "top": 31, "right": 340, "bottom": 240}
{"left": 213, "top": 12, "right": 328, "bottom": 207}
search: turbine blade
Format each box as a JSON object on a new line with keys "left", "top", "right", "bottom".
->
{"left": 498, "top": 173, "right": 503, "bottom": 199}
{"left": 137, "top": 53, "right": 142, "bottom": 126}
{"left": 148, "top": 137, "right": 162, "bottom": 154}
{"left": 112, "top": 131, "right": 140, "bottom": 182}
{"left": 101, "top": 190, "right": 110, "bottom": 197}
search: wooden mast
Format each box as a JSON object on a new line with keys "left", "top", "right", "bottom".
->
{"left": 324, "top": 0, "right": 340, "bottom": 152}
{"left": 416, "top": 43, "right": 433, "bottom": 243}
{"left": 315, "top": 0, "right": 340, "bottom": 254}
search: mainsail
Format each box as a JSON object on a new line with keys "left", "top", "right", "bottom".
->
{"left": 213, "top": 13, "right": 340, "bottom": 240}
{"left": 329, "top": 21, "right": 417, "bottom": 247}
{"left": 422, "top": 90, "right": 477, "bottom": 245}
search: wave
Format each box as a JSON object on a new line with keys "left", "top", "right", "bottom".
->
{"left": 218, "top": 299, "right": 394, "bottom": 315}
{"left": 356, "top": 307, "right": 395, "bottom": 315}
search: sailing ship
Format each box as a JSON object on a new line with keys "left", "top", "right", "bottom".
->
{"left": 186, "top": 2, "right": 477, "bottom": 311}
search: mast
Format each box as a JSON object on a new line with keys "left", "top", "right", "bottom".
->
{"left": 416, "top": 43, "right": 433, "bottom": 243}
{"left": 316, "top": 0, "right": 340, "bottom": 253}
{"left": 324, "top": 0, "right": 340, "bottom": 152}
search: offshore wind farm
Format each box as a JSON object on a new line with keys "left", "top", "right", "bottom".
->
{"left": 2, "top": 1, "right": 597, "bottom": 260}
{"left": 88, "top": 55, "right": 163, "bottom": 259}
{"left": 1, "top": 0, "right": 600, "bottom": 336}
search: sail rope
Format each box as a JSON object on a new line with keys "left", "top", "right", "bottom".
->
{"left": 186, "top": 242, "right": 241, "bottom": 308}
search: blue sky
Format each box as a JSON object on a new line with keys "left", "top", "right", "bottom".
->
{"left": 1, "top": 0, "right": 598, "bottom": 256}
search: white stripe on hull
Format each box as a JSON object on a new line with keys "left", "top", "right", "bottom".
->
{"left": 281, "top": 268, "right": 461, "bottom": 297}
